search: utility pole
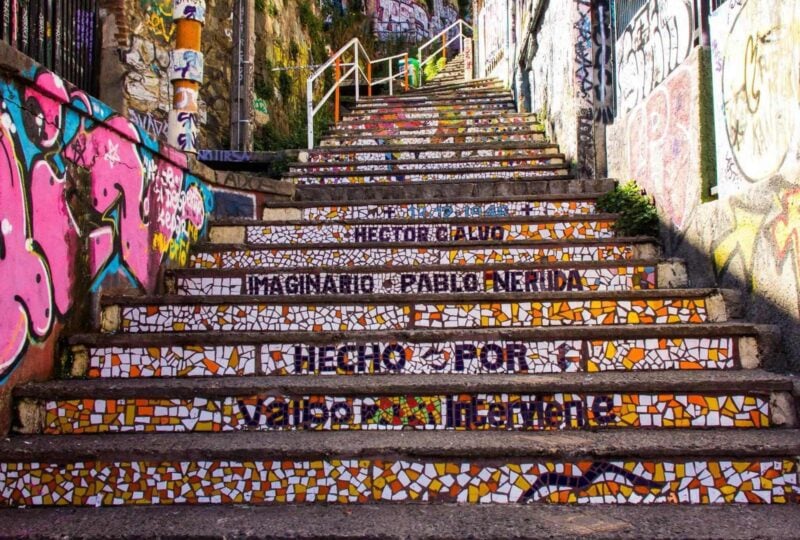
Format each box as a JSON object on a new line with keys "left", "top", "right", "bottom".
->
{"left": 231, "top": 0, "right": 256, "bottom": 151}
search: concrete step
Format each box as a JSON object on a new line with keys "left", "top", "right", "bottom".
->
{"left": 208, "top": 215, "right": 618, "bottom": 246}
{"left": 65, "top": 323, "right": 776, "bottom": 378}
{"left": 289, "top": 163, "right": 566, "bottom": 184}
{"left": 99, "top": 289, "right": 727, "bottom": 334}
{"left": 13, "top": 371, "right": 795, "bottom": 434}
{"left": 306, "top": 141, "right": 562, "bottom": 161}
{"left": 406, "top": 76, "right": 503, "bottom": 92}
{"left": 188, "top": 237, "right": 657, "bottom": 270}
{"left": 292, "top": 177, "right": 613, "bottom": 204}
{"left": 319, "top": 130, "right": 545, "bottom": 148}
{"left": 1, "top": 430, "right": 797, "bottom": 506}
{"left": 167, "top": 259, "right": 676, "bottom": 299}
{"left": 329, "top": 115, "right": 540, "bottom": 132}
{"left": 341, "top": 108, "right": 522, "bottom": 122}
{"left": 325, "top": 122, "right": 542, "bottom": 138}
{"left": 359, "top": 89, "right": 512, "bottom": 104}
{"left": 292, "top": 153, "right": 563, "bottom": 174}
{"left": 262, "top": 194, "right": 596, "bottom": 222}
{"left": 348, "top": 101, "right": 515, "bottom": 116}
{"left": 4, "top": 504, "right": 800, "bottom": 537}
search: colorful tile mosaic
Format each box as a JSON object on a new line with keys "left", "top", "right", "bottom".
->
{"left": 84, "top": 336, "right": 737, "bottom": 379}
{"left": 3, "top": 459, "right": 795, "bottom": 506}
{"left": 244, "top": 221, "right": 615, "bottom": 245}
{"left": 117, "top": 298, "right": 707, "bottom": 333}
{"left": 309, "top": 147, "right": 555, "bottom": 164}
{"left": 43, "top": 392, "right": 769, "bottom": 433}
{"left": 319, "top": 132, "right": 544, "bottom": 147}
{"left": 293, "top": 167, "right": 562, "bottom": 184}
{"left": 350, "top": 102, "right": 513, "bottom": 115}
{"left": 176, "top": 266, "right": 655, "bottom": 297}
{"left": 189, "top": 245, "right": 637, "bottom": 270}
{"left": 330, "top": 116, "right": 537, "bottom": 132}
{"left": 328, "top": 125, "right": 539, "bottom": 138}
{"left": 262, "top": 337, "right": 737, "bottom": 375}
{"left": 88, "top": 345, "right": 258, "bottom": 378}
{"left": 298, "top": 200, "right": 596, "bottom": 221}
{"left": 291, "top": 157, "right": 563, "bottom": 175}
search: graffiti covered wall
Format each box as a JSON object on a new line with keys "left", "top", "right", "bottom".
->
{"left": 369, "top": 0, "right": 458, "bottom": 42}
{"left": 709, "top": 0, "right": 800, "bottom": 198}
{"left": 0, "top": 51, "right": 214, "bottom": 431}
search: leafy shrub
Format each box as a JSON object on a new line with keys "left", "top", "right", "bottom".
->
{"left": 596, "top": 181, "right": 660, "bottom": 237}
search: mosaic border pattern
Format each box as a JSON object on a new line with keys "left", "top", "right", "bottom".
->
{"left": 330, "top": 117, "right": 537, "bottom": 132}
{"left": 244, "top": 222, "right": 613, "bottom": 245}
{"left": 298, "top": 201, "right": 596, "bottom": 221}
{"left": 291, "top": 158, "right": 563, "bottom": 174}
{"left": 309, "top": 148, "right": 556, "bottom": 163}
{"left": 86, "top": 337, "right": 738, "bottom": 379}
{"left": 189, "top": 245, "right": 637, "bottom": 270}
{"left": 293, "top": 168, "right": 562, "bottom": 184}
{"left": 44, "top": 393, "right": 769, "bottom": 433}
{"left": 2, "top": 459, "right": 795, "bottom": 506}
{"left": 118, "top": 298, "right": 707, "bottom": 333}
{"left": 176, "top": 266, "right": 656, "bottom": 296}
{"left": 319, "top": 133, "right": 545, "bottom": 147}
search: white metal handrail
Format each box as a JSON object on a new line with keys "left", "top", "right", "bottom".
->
{"left": 306, "top": 19, "right": 473, "bottom": 148}
{"left": 417, "top": 19, "right": 472, "bottom": 86}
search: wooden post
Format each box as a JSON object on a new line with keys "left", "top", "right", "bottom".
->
{"left": 334, "top": 56, "right": 341, "bottom": 123}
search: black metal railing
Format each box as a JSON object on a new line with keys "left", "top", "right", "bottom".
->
{"left": 0, "top": 0, "right": 100, "bottom": 94}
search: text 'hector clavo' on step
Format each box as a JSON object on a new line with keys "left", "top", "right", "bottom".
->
{"left": 246, "top": 269, "right": 586, "bottom": 295}
{"left": 351, "top": 224, "right": 507, "bottom": 242}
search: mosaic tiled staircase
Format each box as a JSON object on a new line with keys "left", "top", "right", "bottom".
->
{"left": 2, "top": 72, "right": 799, "bottom": 518}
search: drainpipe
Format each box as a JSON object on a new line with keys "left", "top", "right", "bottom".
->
{"left": 168, "top": 0, "right": 206, "bottom": 154}
{"left": 231, "top": 0, "right": 255, "bottom": 151}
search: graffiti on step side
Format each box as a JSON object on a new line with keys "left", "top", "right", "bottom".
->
{"left": 0, "top": 68, "right": 213, "bottom": 380}
{"left": 616, "top": 0, "right": 693, "bottom": 113}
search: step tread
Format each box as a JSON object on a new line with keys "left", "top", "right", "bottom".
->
{"left": 66, "top": 322, "right": 774, "bottom": 346}
{"left": 169, "top": 258, "right": 667, "bottom": 276}
{"left": 211, "top": 213, "right": 619, "bottom": 226}
{"left": 291, "top": 154, "right": 563, "bottom": 169}
{"left": 289, "top": 174, "right": 577, "bottom": 189}
{"left": 1, "top": 429, "right": 799, "bottom": 461}
{"left": 286, "top": 163, "right": 564, "bottom": 178}
{"left": 101, "top": 288, "right": 714, "bottom": 306}
{"left": 193, "top": 236, "right": 656, "bottom": 252}
{"left": 1, "top": 504, "right": 798, "bottom": 539}
{"left": 263, "top": 192, "right": 596, "bottom": 208}
{"left": 309, "top": 141, "right": 560, "bottom": 153}
{"left": 14, "top": 370, "right": 791, "bottom": 399}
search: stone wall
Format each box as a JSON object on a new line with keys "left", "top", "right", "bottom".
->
{"left": 0, "top": 44, "right": 216, "bottom": 434}
{"left": 98, "top": 0, "right": 233, "bottom": 149}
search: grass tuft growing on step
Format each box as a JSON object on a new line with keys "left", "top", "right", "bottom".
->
{"left": 597, "top": 181, "right": 660, "bottom": 237}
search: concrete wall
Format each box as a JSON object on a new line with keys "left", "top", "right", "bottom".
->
{"left": 0, "top": 44, "right": 216, "bottom": 434}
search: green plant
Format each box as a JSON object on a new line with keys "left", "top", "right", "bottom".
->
{"left": 255, "top": 0, "right": 266, "bottom": 12}
{"left": 596, "top": 181, "right": 660, "bottom": 237}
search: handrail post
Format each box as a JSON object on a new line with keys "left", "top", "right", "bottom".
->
{"left": 404, "top": 52, "right": 409, "bottom": 91}
{"left": 417, "top": 47, "right": 422, "bottom": 87}
{"left": 389, "top": 60, "right": 393, "bottom": 96}
{"left": 307, "top": 78, "right": 314, "bottom": 149}
{"left": 334, "top": 56, "right": 341, "bottom": 123}
{"left": 354, "top": 44, "right": 360, "bottom": 102}
{"left": 442, "top": 33, "right": 447, "bottom": 62}
{"left": 367, "top": 62, "right": 372, "bottom": 97}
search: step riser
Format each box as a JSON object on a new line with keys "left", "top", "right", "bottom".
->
{"left": 264, "top": 200, "right": 595, "bottom": 222}
{"left": 3, "top": 458, "right": 795, "bottom": 506}
{"left": 328, "top": 125, "right": 541, "bottom": 137}
{"left": 359, "top": 94, "right": 512, "bottom": 106}
{"left": 308, "top": 147, "right": 559, "bottom": 163}
{"left": 350, "top": 103, "right": 514, "bottom": 114}
{"left": 36, "top": 392, "right": 771, "bottom": 434}
{"left": 106, "top": 297, "right": 712, "bottom": 334}
{"left": 330, "top": 118, "right": 539, "bottom": 131}
{"left": 343, "top": 110, "right": 517, "bottom": 121}
{"left": 174, "top": 265, "right": 655, "bottom": 298}
{"left": 320, "top": 133, "right": 544, "bottom": 147}
{"left": 291, "top": 168, "right": 567, "bottom": 184}
{"left": 190, "top": 244, "right": 651, "bottom": 270}
{"left": 291, "top": 157, "right": 563, "bottom": 174}
{"left": 231, "top": 221, "right": 615, "bottom": 245}
{"left": 78, "top": 335, "right": 743, "bottom": 378}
